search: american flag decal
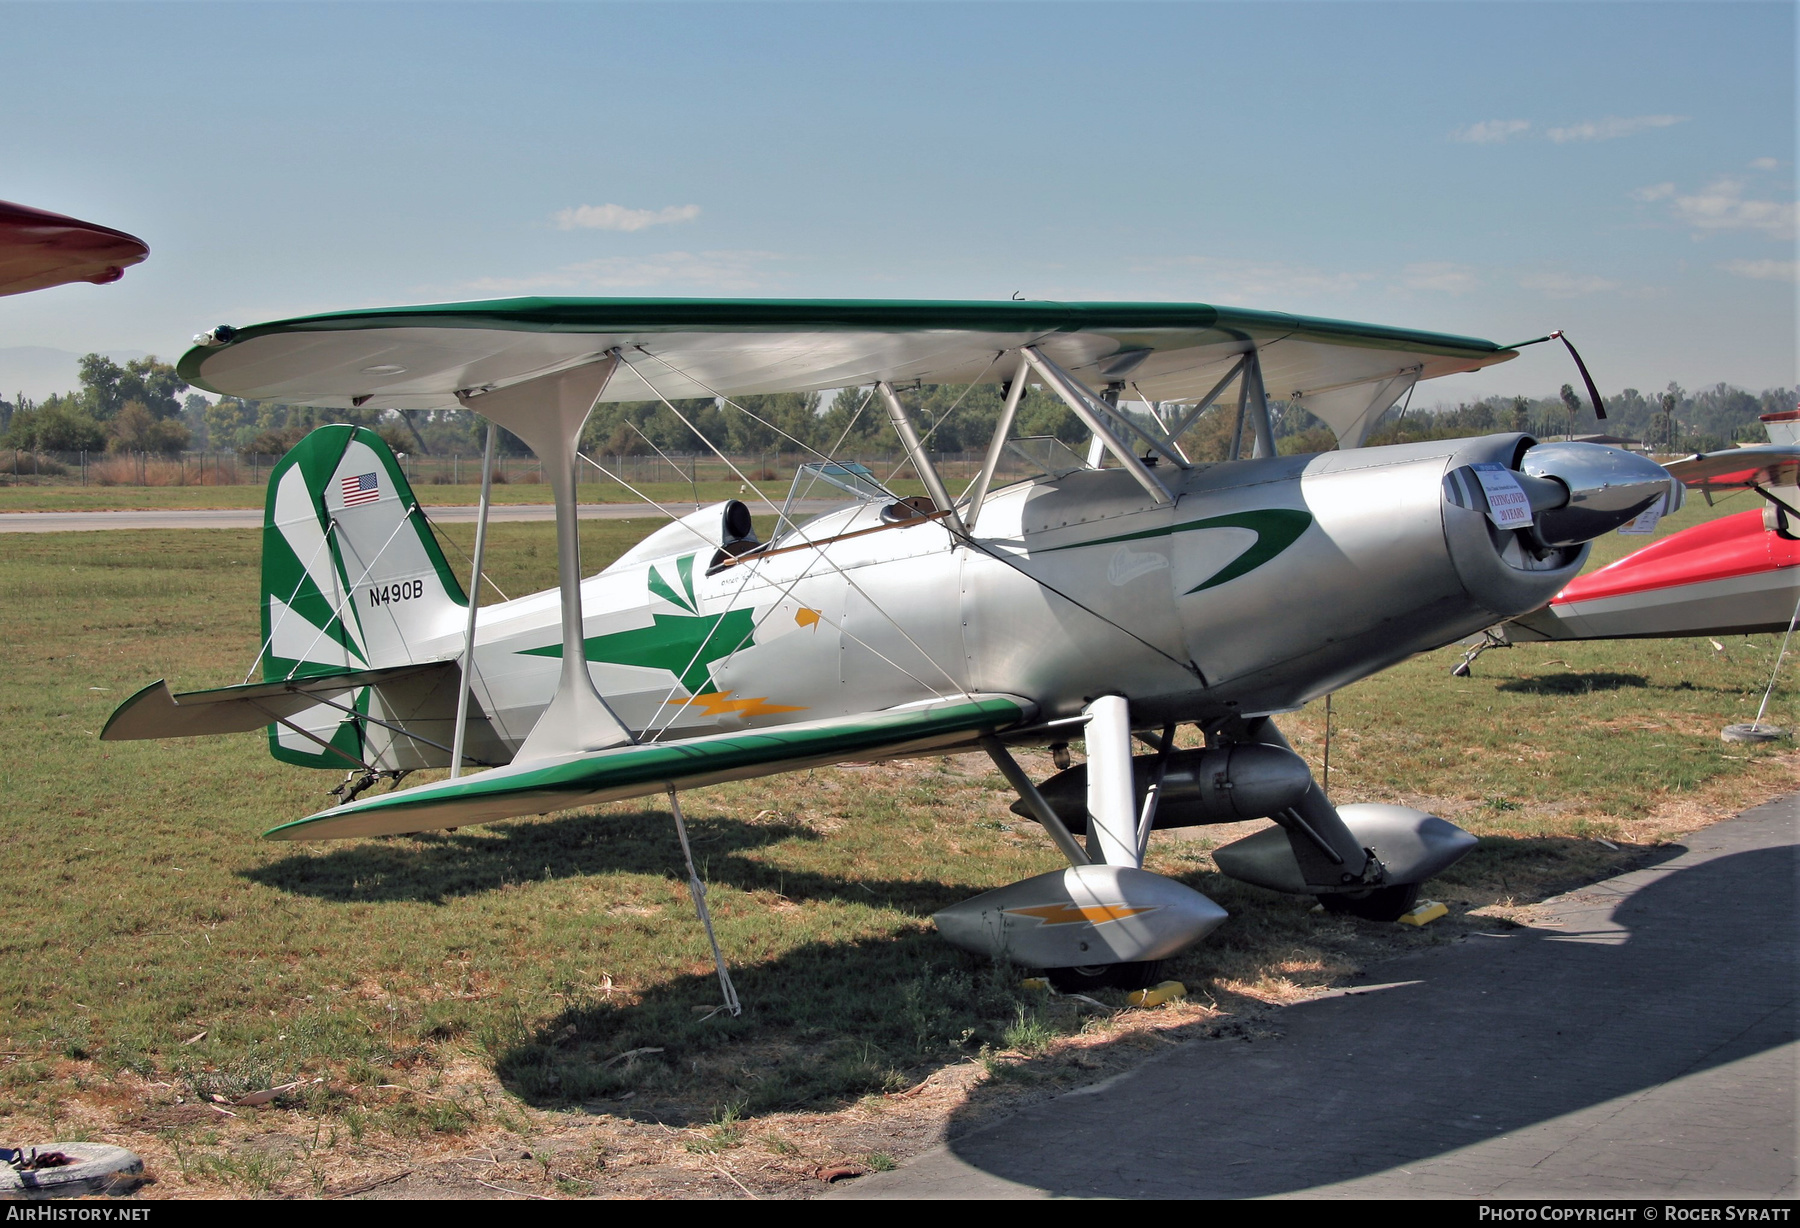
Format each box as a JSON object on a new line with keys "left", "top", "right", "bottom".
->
{"left": 341, "top": 472, "right": 380, "bottom": 506}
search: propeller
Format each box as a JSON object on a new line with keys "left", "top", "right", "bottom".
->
{"left": 1504, "top": 330, "right": 1607, "bottom": 421}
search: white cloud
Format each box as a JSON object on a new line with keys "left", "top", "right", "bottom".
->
{"left": 1720, "top": 259, "right": 1798, "bottom": 282}
{"left": 1631, "top": 182, "right": 1676, "bottom": 203}
{"left": 1518, "top": 272, "right": 1619, "bottom": 298}
{"left": 1671, "top": 178, "right": 1797, "bottom": 240}
{"left": 1397, "top": 262, "right": 1478, "bottom": 294}
{"left": 1750, "top": 157, "right": 1780, "bottom": 170}
{"left": 461, "top": 250, "right": 781, "bottom": 294}
{"left": 553, "top": 203, "right": 702, "bottom": 232}
{"left": 1453, "top": 119, "right": 1531, "bottom": 144}
{"left": 1546, "top": 114, "right": 1687, "bottom": 143}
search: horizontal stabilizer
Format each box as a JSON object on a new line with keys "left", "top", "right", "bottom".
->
{"left": 101, "top": 663, "right": 455, "bottom": 741}
{"left": 265, "top": 694, "right": 1034, "bottom": 841}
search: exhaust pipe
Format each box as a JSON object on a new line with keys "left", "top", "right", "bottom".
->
{"left": 1009, "top": 743, "right": 1315, "bottom": 833}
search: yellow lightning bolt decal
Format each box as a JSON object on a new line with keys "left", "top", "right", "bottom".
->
{"left": 668, "top": 690, "right": 808, "bottom": 719}
{"left": 1003, "top": 903, "right": 1162, "bottom": 926}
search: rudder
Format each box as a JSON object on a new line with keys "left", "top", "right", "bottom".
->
{"left": 259, "top": 425, "right": 468, "bottom": 768}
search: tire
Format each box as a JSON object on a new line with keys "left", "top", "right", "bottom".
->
{"left": 1045, "top": 961, "right": 1162, "bottom": 993}
{"left": 1320, "top": 882, "right": 1421, "bottom": 923}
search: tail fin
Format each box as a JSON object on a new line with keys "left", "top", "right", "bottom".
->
{"left": 260, "top": 425, "right": 469, "bottom": 768}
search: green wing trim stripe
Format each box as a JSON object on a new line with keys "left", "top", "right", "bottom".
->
{"left": 263, "top": 695, "right": 1029, "bottom": 840}
{"left": 180, "top": 298, "right": 1511, "bottom": 386}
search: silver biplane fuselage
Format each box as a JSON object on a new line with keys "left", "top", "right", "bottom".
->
{"left": 401, "top": 434, "right": 1578, "bottom": 764}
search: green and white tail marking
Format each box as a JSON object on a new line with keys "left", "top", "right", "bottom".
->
{"left": 259, "top": 425, "right": 466, "bottom": 767}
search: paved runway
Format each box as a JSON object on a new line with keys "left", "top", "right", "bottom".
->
{"left": 833, "top": 794, "right": 1799, "bottom": 1200}
{"left": 0, "top": 501, "right": 843, "bottom": 533}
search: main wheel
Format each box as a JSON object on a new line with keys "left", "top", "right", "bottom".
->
{"left": 1045, "top": 961, "right": 1162, "bottom": 993}
{"left": 1320, "top": 882, "right": 1421, "bottom": 922}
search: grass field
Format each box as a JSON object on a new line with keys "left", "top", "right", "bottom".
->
{"left": 1, "top": 488, "right": 1795, "bottom": 1197}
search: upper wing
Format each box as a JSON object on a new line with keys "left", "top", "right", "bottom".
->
{"left": 177, "top": 297, "right": 1516, "bottom": 451}
{"left": 1664, "top": 444, "right": 1800, "bottom": 500}
{"left": 264, "top": 693, "right": 1034, "bottom": 840}
{"left": 0, "top": 199, "right": 148, "bottom": 297}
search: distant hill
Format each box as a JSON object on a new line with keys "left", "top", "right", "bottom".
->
{"left": 0, "top": 347, "right": 150, "bottom": 402}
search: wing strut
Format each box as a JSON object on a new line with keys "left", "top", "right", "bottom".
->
{"left": 963, "top": 353, "right": 1032, "bottom": 532}
{"left": 1021, "top": 347, "right": 1173, "bottom": 504}
{"left": 876, "top": 381, "right": 966, "bottom": 532}
{"left": 449, "top": 422, "right": 499, "bottom": 778}
{"left": 457, "top": 356, "right": 634, "bottom": 762}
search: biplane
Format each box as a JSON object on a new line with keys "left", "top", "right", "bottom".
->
{"left": 103, "top": 298, "right": 1674, "bottom": 991}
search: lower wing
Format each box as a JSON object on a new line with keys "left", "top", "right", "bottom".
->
{"left": 264, "top": 693, "right": 1035, "bottom": 840}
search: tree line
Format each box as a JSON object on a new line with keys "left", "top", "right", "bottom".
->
{"left": 2, "top": 352, "right": 1793, "bottom": 463}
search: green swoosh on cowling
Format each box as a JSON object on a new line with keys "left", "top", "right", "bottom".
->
{"left": 1038, "top": 508, "right": 1313, "bottom": 595}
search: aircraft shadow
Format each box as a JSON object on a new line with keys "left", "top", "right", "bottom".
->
{"left": 480, "top": 832, "right": 1695, "bottom": 1128}
{"left": 930, "top": 831, "right": 1797, "bottom": 1197}
{"left": 245, "top": 809, "right": 982, "bottom": 914}
{"left": 1497, "top": 670, "right": 1649, "bottom": 694}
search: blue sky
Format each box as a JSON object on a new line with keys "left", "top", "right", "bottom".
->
{"left": 2, "top": 1, "right": 1793, "bottom": 404}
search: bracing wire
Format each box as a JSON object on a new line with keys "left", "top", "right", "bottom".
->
{"left": 244, "top": 522, "right": 338, "bottom": 682}
{"left": 286, "top": 507, "right": 420, "bottom": 677}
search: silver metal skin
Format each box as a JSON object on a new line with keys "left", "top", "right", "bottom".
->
{"left": 1212, "top": 805, "right": 1479, "bottom": 896}
{"left": 313, "top": 430, "right": 1637, "bottom": 772}
{"left": 931, "top": 864, "right": 1228, "bottom": 968}
{"left": 1520, "top": 440, "right": 1680, "bottom": 547}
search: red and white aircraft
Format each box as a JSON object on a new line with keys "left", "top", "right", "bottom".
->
{"left": 0, "top": 199, "right": 147, "bottom": 298}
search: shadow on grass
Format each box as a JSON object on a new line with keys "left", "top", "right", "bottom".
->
{"left": 487, "top": 929, "right": 1033, "bottom": 1123}
{"left": 483, "top": 831, "right": 1693, "bottom": 1127}
{"left": 243, "top": 808, "right": 986, "bottom": 916}
{"left": 1497, "top": 671, "right": 1649, "bottom": 695}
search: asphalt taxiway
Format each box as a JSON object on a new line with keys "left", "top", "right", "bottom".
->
{"left": 833, "top": 794, "right": 1799, "bottom": 1200}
